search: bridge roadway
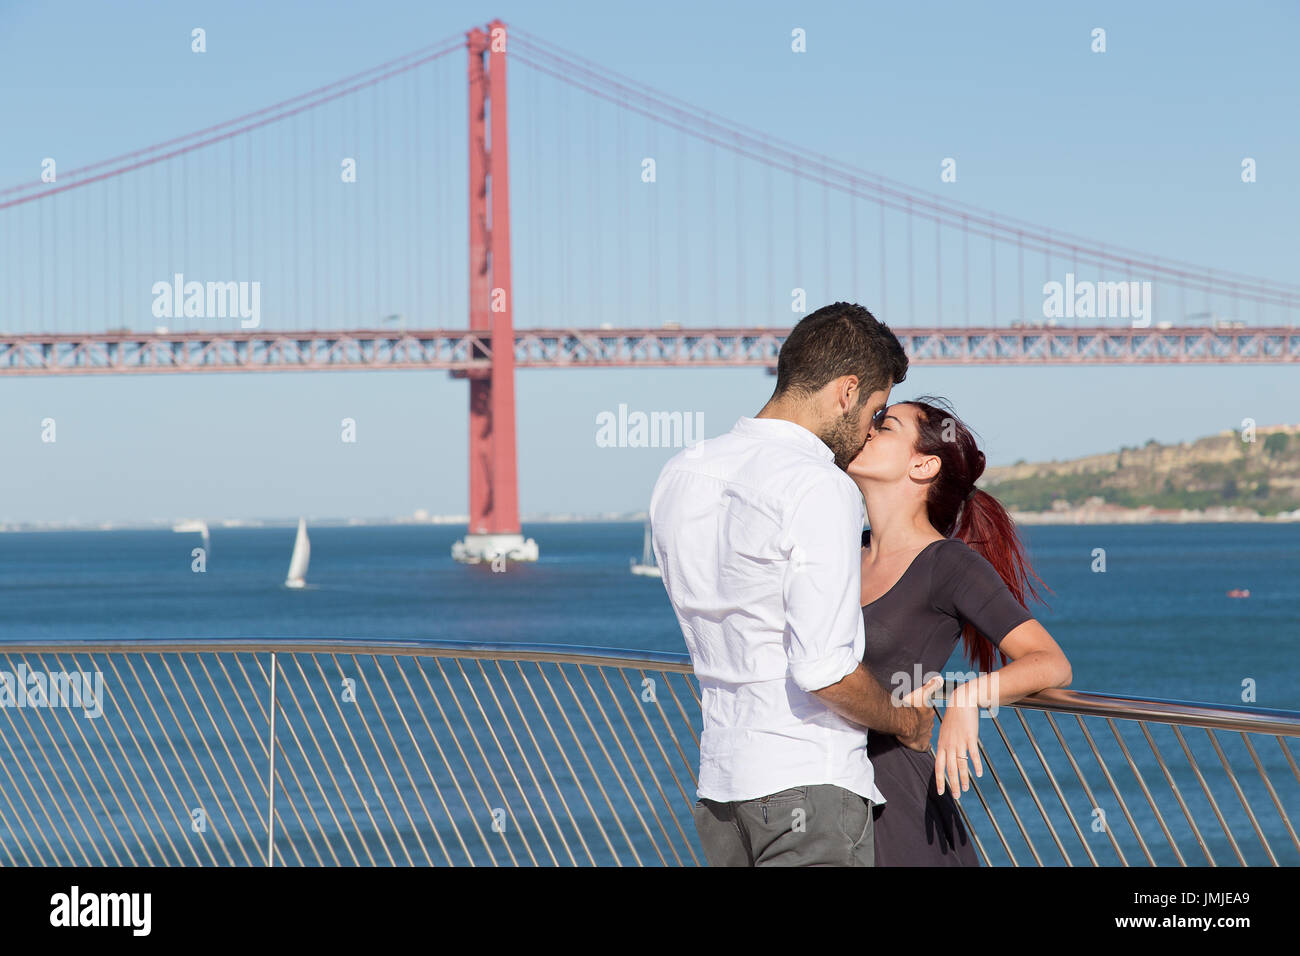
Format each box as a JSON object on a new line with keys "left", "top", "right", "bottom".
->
{"left": 0, "top": 325, "right": 1297, "bottom": 375}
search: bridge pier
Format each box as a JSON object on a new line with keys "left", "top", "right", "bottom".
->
{"left": 453, "top": 21, "right": 536, "bottom": 565}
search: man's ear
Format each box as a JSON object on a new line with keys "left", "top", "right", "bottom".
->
{"left": 834, "top": 374, "right": 860, "bottom": 413}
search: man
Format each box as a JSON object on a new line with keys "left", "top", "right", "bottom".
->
{"left": 649, "top": 301, "right": 940, "bottom": 867}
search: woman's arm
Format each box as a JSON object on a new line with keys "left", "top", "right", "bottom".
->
{"left": 951, "top": 619, "right": 1072, "bottom": 710}
{"left": 937, "top": 620, "right": 1071, "bottom": 796}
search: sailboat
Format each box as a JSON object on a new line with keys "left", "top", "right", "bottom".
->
{"left": 629, "top": 522, "right": 661, "bottom": 578}
{"left": 284, "top": 518, "right": 311, "bottom": 589}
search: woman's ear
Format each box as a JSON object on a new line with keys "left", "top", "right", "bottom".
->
{"left": 912, "top": 454, "right": 941, "bottom": 480}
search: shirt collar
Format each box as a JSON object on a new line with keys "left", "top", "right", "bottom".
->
{"left": 732, "top": 416, "right": 834, "bottom": 462}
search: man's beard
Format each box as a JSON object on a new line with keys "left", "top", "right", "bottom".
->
{"left": 819, "top": 405, "right": 867, "bottom": 471}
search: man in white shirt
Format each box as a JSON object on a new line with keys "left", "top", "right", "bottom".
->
{"left": 650, "top": 302, "right": 939, "bottom": 866}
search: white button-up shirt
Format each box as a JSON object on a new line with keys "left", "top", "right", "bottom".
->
{"left": 649, "top": 416, "right": 885, "bottom": 805}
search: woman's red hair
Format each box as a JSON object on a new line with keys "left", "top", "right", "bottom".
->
{"left": 906, "top": 397, "right": 1050, "bottom": 672}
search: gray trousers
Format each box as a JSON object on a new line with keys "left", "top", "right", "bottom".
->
{"left": 692, "top": 784, "right": 874, "bottom": 866}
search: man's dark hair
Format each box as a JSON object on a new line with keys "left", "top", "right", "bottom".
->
{"left": 772, "top": 302, "right": 908, "bottom": 405}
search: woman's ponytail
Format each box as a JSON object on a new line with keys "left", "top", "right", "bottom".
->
{"left": 908, "top": 398, "right": 1050, "bottom": 672}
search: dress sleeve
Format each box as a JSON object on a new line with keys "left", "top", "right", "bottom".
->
{"left": 929, "top": 540, "right": 1033, "bottom": 647}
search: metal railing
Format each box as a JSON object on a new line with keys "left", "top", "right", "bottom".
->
{"left": 0, "top": 639, "right": 1296, "bottom": 866}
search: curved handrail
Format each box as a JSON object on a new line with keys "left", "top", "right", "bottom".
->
{"left": 1011, "top": 687, "right": 1300, "bottom": 737}
{"left": 0, "top": 638, "right": 696, "bottom": 671}
{"left": 5, "top": 637, "right": 1298, "bottom": 736}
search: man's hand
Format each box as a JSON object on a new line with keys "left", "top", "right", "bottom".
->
{"left": 895, "top": 676, "right": 942, "bottom": 751}
{"left": 810, "top": 666, "right": 942, "bottom": 746}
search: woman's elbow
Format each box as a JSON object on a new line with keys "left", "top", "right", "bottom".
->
{"left": 1053, "top": 653, "right": 1073, "bottom": 689}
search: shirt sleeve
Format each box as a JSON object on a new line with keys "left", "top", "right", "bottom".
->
{"left": 782, "top": 472, "right": 866, "bottom": 692}
{"left": 930, "top": 540, "right": 1033, "bottom": 647}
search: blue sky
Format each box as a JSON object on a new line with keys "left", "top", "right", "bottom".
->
{"left": 1, "top": 0, "right": 1297, "bottom": 524}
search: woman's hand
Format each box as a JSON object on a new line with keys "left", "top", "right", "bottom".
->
{"left": 935, "top": 686, "right": 983, "bottom": 798}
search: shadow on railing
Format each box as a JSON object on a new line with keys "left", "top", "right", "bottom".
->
{"left": 0, "top": 640, "right": 1295, "bottom": 866}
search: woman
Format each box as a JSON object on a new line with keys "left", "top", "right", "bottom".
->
{"left": 846, "top": 396, "right": 1072, "bottom": 866}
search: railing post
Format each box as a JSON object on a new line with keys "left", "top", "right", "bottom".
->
{"left": 266, "top": 651, "right": 278, "bottom": 866}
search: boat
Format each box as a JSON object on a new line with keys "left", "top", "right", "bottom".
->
{"left": 452, "top": 532, "right": 540, "bottom": 564}
{"left": 172, "top": 518, "right": 210, "bottom": 552}
{"left": 630, "top": 522, "right": 661, "bottom": 578}
{"left": 1227, "top": 588, "right": 1251, "bottom": 599}
{"left": 285, "top": 518, "right": 311, "bottom": 588}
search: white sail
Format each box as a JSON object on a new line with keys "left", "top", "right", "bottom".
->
{"left": 285, "top": 518, "right": 310, "bottom": 588}
{"left": 630, "top": 521, "right": 662, "bottom": 578}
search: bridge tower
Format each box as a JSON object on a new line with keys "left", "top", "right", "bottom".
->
{"left": 452, "top": 20, "right": 538, "bottom": 564}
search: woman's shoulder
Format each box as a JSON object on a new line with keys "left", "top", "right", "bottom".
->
{"left": 920, "top": 538, "right": 987, "bottom": 590}
{"left": 930, "top": 536, "right": 981, "bottom": 560}
{"left": 926, "top": 537, "right": 998, "bottom": 585}
{"left": 925, "top": 537, "right": 1019, "bottom": 614}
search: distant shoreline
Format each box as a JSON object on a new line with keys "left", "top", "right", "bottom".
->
{"left": 0, "top": 513, "right": 654, "bottom": 533}
{"left": 3, "top": 509, "right": 1299, "bottom": 533}
{"left": 1007, "top": 507, "right": 1300, "bottom": 525}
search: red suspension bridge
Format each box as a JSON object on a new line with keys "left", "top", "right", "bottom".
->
{"left": 2, "top": 19, "right": 1297, "bottom": 558}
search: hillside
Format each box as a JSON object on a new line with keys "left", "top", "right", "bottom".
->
{"left": 979, "top": 424, "right": 1300, "bottom": 520}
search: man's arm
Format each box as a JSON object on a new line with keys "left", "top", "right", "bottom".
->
{"left": 782, "top": 473, "right": 936, "bottom": 752}
{"left": 812, "top": 664, "right": 939, "bottom": 751}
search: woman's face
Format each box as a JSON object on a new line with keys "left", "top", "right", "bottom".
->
{"left": 846, "top": 402, "right": 924, "bottom": 482}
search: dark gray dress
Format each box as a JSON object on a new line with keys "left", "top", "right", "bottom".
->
{"left": 860, "top": 531, "right": 1033, "bottom": 866}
